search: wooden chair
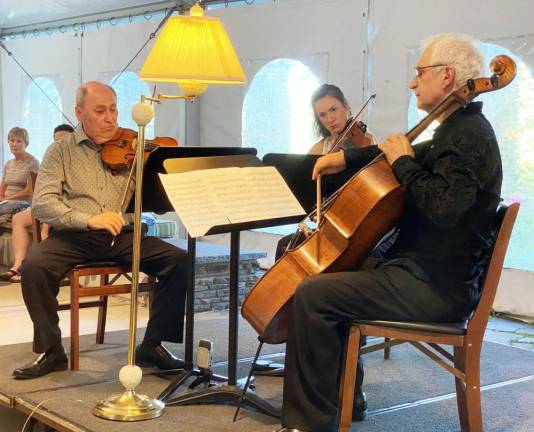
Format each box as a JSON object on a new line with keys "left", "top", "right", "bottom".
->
{"left": 338, "top": 201, "right": 520, "bottom": 432}
{"left": 28, "top": 172, "right": 155, "bottom": 370}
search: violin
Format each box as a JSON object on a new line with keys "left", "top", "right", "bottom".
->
{"left": 330, "top": 119, "right": 371, "bottom": 152}
{"left": 327, "top": 94, "right": 377, "bottom": 154}
{"left": 100, "top": 127, "right": 178, "bottom": 171}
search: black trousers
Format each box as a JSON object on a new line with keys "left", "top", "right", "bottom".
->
{"left": 281, "top": 257, "right": 468, "bottom": 432}
{"left": 20, "top": 229, "right": 188, "bottom": 353}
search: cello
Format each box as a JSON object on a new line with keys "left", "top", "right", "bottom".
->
{"left": 241, "top": 55, "right": 516, "bottom": 345}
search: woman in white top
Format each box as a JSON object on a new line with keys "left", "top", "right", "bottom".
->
{"left": 0, "top": 125, "right": 74, "bottom": 283}
{"left": 0, "top": 127, "right": 39, "bottom": 203}
{"left": 0, "top": 127, "right": 40, "bottom": 282}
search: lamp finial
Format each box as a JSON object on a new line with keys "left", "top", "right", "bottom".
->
{"left": 190, "top": 2, "right": 204, "bottom": 17}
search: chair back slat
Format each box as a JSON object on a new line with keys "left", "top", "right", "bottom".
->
{"left": 28, "top": 171, "right": 42, "bottom": 244}
{"left": 467, "top": 201, "right": 520, "bottom": 337}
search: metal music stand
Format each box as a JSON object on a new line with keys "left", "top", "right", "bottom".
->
{"left": 154, "top": 153, "right": 304, "bottom": 417}
{"left": 126, "top": 146, "right": 257, "bottom": 214}
{"left": 125, "top": 145, "right": 257, "bottom": 371}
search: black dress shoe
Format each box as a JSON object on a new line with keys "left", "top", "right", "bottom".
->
{"left": 352, "top": 389, "right": 368, "bottom": 421}
{"left": 13, "top": 347, "right": 68, "bottom": 380}
{"left": 135, "top": 343, "right": 185, "bottom": 370}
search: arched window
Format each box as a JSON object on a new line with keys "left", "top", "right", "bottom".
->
{"left": 242, "top": 59, "right": 321, "bottom": 158}
{"left": 21, "top": 77, "right": 63, "bottom": 161}
{"left": 242, "top": 59, "right": 320, "bottom": 236}
{"left": 407, "top": 43, "right": 534, "bottom": 271}
{"left": 109, "top": 71, "right": 155, "bottom": 138}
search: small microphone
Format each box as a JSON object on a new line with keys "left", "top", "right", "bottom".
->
{"left": 196, "top": 339, "right": 213, "bottom": 371}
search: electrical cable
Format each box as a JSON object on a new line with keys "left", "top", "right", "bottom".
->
{"left": 109, "top": 5, "right": 178, "bottom": 87}
{"left": 21, "top": 397, "right": 84, "bottom": 432}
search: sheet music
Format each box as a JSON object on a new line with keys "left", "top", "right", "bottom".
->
{"left": 159, "top": 170, "right": 229, "bottom": 238}
{"left": 202, "top": 167, "right": 260, "bottom": 223}
{"left": 159, "top": 166, "right": 305, "bottom": 237}
{"left": 239, "top": 166, "right": 305, "bottom": 220}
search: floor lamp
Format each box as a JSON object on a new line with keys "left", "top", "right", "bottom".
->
{"left": 93, "top": 2, "right": 246, "bottom": 421}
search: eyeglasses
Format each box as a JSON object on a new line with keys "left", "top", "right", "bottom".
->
{"left": 414, "top": 64, "right": 447, "bottom": 78}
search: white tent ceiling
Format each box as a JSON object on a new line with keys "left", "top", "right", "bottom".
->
{"left": 0, "top": 0, "right": 247, "bottom": 35}
{"left": 0, "top": 1, "right": 179, "bottom": 30}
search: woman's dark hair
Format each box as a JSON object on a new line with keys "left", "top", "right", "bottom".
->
{"left": 311, "top": 84, "right": 348, "bottom": 138}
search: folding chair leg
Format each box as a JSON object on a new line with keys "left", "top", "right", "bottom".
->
{"left": 70, "top": 274, "right": 80, "bottom": 371}
{"left": 465, "top": 345, "right": 483, "bottom": 432}
{"left": 384, "top": 337, "right": 391, "bottom": 359}
{"left": 96, "top": 295, "right": 108, "bottom": 344}
{"left": 454, "top": 346, "right": 469, "bottom": 430}
{"left": 454, "top": 345, "right": 483, "bottom": 432}
{"left": 338, "top": 326, "right": 362, "bottom": 432}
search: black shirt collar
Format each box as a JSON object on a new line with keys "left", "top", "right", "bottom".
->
{"left": 434, "top": 101, "right": 483, "bottom": 136}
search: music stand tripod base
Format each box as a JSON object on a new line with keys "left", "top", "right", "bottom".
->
{"left": 165, "top": 384, "right": 281, "bottom": 418}
{"left": 157, "top": 365, "right": 227, "bottom": 400}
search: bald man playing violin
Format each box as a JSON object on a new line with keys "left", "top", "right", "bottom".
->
{"left": 13, "top": 81, "right": 189, "bottom": 379}
{"left": 278, "top": 33, "right": 503, "bottom": 432}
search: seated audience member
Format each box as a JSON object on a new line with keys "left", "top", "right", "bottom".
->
{"left": 0, "top": 127, "right": 39, "bottom": 277}
{"left": 0, "top": 124, "right": 74, "bottom": 282}
{"left": 0, "top": 127, "right": 39, "bottom": 211}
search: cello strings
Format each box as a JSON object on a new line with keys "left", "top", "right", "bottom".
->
{"left": 285, "top": 153, "right": 387, "bottom": 253}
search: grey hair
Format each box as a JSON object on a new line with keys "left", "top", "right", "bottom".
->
{"left": 75, "top": 83, "right": 117, "bottom": 107}
{"left": 424, "top": 33, "right": 484, "bottom": 87}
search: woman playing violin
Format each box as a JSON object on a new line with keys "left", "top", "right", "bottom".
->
{"left": 308, "top": 84, "right": 375, "bottom": 155}
{"left": 274, "top": 84, "right": 376, "bottom": 260}
{"left": 277, "top": 33, "right": 503, "bottom": 432}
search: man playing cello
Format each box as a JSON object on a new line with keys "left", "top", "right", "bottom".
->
{"left": 277, "top": 33, "right": 503, "bottom": 432}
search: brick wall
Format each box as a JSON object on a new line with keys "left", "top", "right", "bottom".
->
{"left": 193, "top": 259, "right": 265, "bottom": 312}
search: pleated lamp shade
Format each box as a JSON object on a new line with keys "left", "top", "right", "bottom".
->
{"left": 140, "top": 3, "right": 246, "bottom": 97}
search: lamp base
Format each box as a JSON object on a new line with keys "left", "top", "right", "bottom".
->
{"left": 93, "top": 390, "right": 164, "bottom": 421}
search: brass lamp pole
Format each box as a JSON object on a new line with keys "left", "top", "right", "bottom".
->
{"left": 93, "top": 101, "right": 164, "bottom": 421}
{"left": 93, "top": 1, "right": 246, "bottom": 421}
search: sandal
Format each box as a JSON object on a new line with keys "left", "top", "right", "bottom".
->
{"left": 10, "top": 273, "right": 21, "bottom": 283}
{"left": 0, "top": 269, "right": 19, "bottom": 281}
